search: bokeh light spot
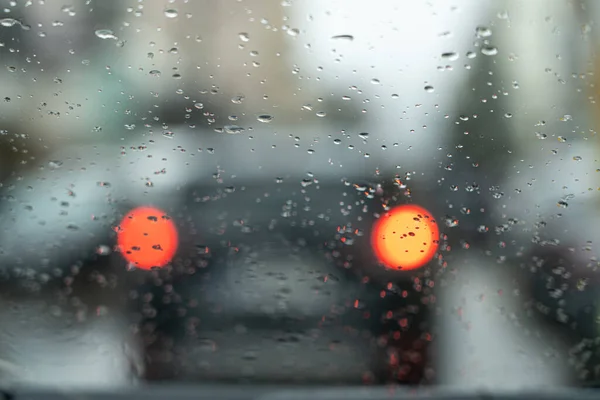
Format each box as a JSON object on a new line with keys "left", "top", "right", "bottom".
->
{"left": 117, "top": 206, "right": 178, "bottom": 270}
{"left": 371, "top": 204, "right": 439, "bottom": 270}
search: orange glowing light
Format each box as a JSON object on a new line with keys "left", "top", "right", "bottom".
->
{"left": 117, "top": 206, "right": 178, "bottom": 270}
{"left": 371, "top": 204, "right": 439, "bottom": 271}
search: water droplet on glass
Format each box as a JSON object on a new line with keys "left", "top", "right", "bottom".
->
{"left": 497, "top": 10, "right": 510, "bottom": 20}
{"left": 95, "top": 29, "right": 117, "bottom": 40}
{"left": 424, "top": 85, "right": 434, "bottom": 93}
{"left": 239, "top": 32, "right": 250, "bottom": 42}
{"left": 370, "top": 78, "right": 381, "bottom": 85}
{"left": 331, "top": 34, "right": 354, "bottom": 41}
{"left": 224, "top": 125, "right": 245, "bottom": 134}
{"left": 316, "top": 111, "right": 327, "bottom": 117}
{"left": 481, "top": 46, "right": 498, "bottom": 56}
{"left": 441, "top": 52, "right": 459, "bottom": 61}
{"left": 231, "top": 94, "right": 245, "bottom": 104}
{"left": 475, "top": 26, "right": 492, "bottom": 38}
{"left": 0, "top": 18, "right": 18, "bottom": 27}
{"left": 573, "top": 156, "right": 582, "bottom": 161}
{"left": 257, "top": 114, "right": 273, "bottom": 123}
{"left": 358, "top": 132, "right": 369, "bottom": 140}
{"left": 194, "top": 103, "right": 204, "bottom": 110}
{"left": 560, "top": 114, "right": 573, "bottom": 122}
{"left": 164, "top": 9, "right": 178, "bottom": 18}
{"left": 96, "top": 245, "right": 111, "bottom": 256}
{"left": 149, "top": 70, "right": 161, "bottom": 77}
{"left": 444, "top": 216, "right": 459, "bottom": 228}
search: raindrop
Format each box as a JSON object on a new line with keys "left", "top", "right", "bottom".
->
{"left": 475, "top": 26, "right": 492, "bottom": 38}
{"left": 497, "top": 10, "right": 509, "bottom": 20}
{"left": 316, "top": 111, "right": 327, "bottom": 117}
{"left": 481, "top": 46, "right": 498, "bottom": 56}
{"left": 239, "top": 32, "right": 250, "bottom": 42}
{"left": 194, "top": 103, "right": 204, "bottom": 109}
{"left": 0, "top": 18, "right": 18, "bottom": 27}
{"left": 196, "top": 245, "right": 210, "bottom": 255}
{"left": 331, "top": 34, "right": 354, "bottom": 41}
{"left": 358, "top": 132, "right": 369, "bottom": 140}
{"left": 149, "top": 70, "right": 161, "bottom": 77}
{"left": 444, "top": 216, "right": 459, "bottom": 228}
{"left": 424, "top": 85, "right": 434, "bottom": 93}
{"left": 164, "top": 9, "right": 178, "bottom": 18}
{"left": 224, "top": 125, "right": 245, "bottom": 134}
{"left": 96, "top": 245, "right": 111, "bottom": 256}
{"left": 257, "top": 114, "right": 273, "bottom": 123}
{"left": 66, "top": 223, "right": 79, "bottom": 231}
{"left": 231, "top": 94, "right": 245, "bottom": 104}
{"left": 441, "top": 52, "right": 459, "bottom": 61}
{"left": 370, "top": 78, "right": 381, "bottom": 85}
{"left": 95, "top": 29, "right": 117, "bottom": 40}
{"left": 573, "top": 156, "right": 582, "bottom": 161}
{"left": 560, "top": 114, "right": 572, "bottom": 122}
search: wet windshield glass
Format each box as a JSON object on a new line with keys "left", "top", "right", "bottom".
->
{"left": 0, "top": 0, "right": 598, "bottom": 390}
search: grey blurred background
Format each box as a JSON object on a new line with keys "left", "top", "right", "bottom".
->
{"left": 0, "top": 0, "right": 599, "bottom": 392}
